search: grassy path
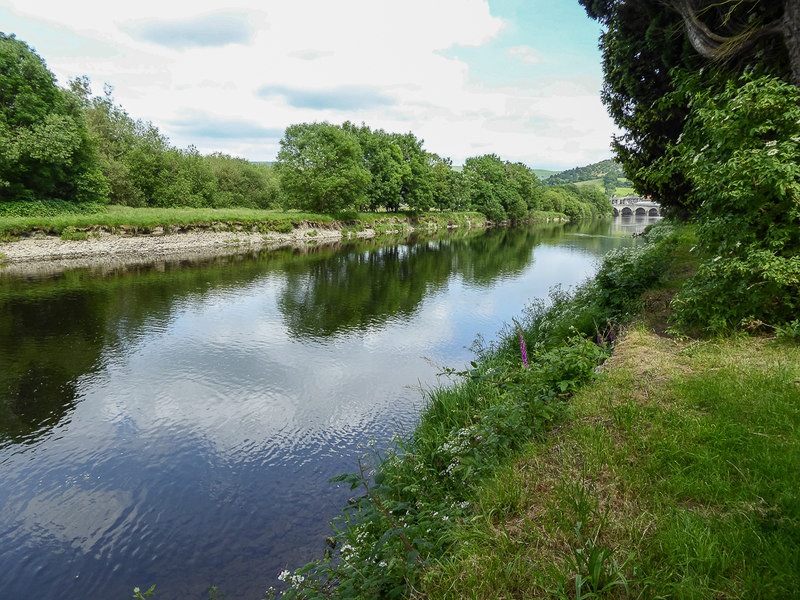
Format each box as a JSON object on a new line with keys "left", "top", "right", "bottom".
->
{"left": 418, "top": 325, "right": 800, "bottom": 598}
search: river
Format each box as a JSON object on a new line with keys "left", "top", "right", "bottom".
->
{"left": 0, "top": 215, "right": 657, "bottom": 599}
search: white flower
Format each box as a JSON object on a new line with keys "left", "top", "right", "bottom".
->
{"left": 378, "top": 561, "right": 388, "bottom": 568}
{"left": 765, "top": 140, "right": 778, "bottom": 147}
{"left": 713, "top": 256, "right": 721, "bottom": 262}
{"left": 767, "top": 148, "right": 779, "bottom": 156}
{"left": 278, "top": 570, "right": 290, "bottom": 582}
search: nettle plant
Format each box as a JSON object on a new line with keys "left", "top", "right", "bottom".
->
{"left": 672, "top": 74, "right": 800, "bottom": 330}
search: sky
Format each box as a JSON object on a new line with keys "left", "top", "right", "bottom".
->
{"left": 0, "top": 0, "right": 617, "bottom": 171}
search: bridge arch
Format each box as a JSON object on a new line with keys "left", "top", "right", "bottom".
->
{"left": 649, "top": 207, "right": 659, "bottom": 216}
{"left": 621, "top": 206, "right": 633, "bottom": 216}
{"left": 635, "top": 207, "right": 647, "bottom": 216}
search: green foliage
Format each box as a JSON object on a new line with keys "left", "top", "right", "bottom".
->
{"left": 0, "top": 199, "right": 106, "bottom": 217}
{"left": 277, "top": 122, "right": 370, "bottom": 213}
{"left": 558, "top": 522, "right": 630, "bottom": 599}
{"left": 671, "top": 75, "right": 800, "bottom": 331}
{"left": 602, "top": 171, "right": 617, "bottom": 196}
{"left": 462, "top": 155, "right": 550, "bottom": 223}
{"left": 59, "top": 225, "right": 88, "bottom": 241}
{"left": 546, "top": 159, "right": 621, "bottom": 187}
{"left": 393, "top": 132, "right": 435, "bottom": 212}
{"left": 0, "top": 34, "right": 108, "bottom": 204}
{"left": 343, "top": 123, "right": 406, "bottom": 211}
{"left": 580, "top": 0, "right": 792, "bottom": 215}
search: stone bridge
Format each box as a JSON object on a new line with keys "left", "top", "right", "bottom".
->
{"left": 611, "top": 195, "right": 662, "bottom": 217}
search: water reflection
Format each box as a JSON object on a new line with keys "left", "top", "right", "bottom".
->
{"left": 0, "top": 218, "right": 649, "bottom": 599}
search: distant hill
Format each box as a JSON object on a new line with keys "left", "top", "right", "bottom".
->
{"left": 532, "top": 168, "right": 558, "bottom": 180}
{"left": 546, "top": 159, "right": 622, "bottom": 186}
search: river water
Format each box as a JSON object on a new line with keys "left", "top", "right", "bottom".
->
{"left": 0, "top": 216, "right": 657, "bottom": 599}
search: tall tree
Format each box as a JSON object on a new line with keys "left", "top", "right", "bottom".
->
{"left": 393, "top": 132, "right": 435, "bottom": 212}
{"left": 579, "top": 0, "right": 795, "bottom": 214}
{"left": 276, "top": 122, "right": 370, "bottom": 213}
{"left": 0, "top": 34, "right": 107, "bottom": 204}
{"left": 667, "top": 0, "right": 798, "bottom": 85}
{"left": 344, "top": 123, "right": 406, "bottom": 211}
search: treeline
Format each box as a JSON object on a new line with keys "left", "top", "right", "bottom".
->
{"left": 0, "top": 33, "right": 610, "bottom": 222}
{"left": 580, "top": 0, "right": 799, "bottom": 330}
{"left": 276, "top": 121, "right": 611, "bottom": 220}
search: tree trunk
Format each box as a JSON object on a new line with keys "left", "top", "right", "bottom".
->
{"left": 782, "top": 0, "right": 800, "bottom": 87}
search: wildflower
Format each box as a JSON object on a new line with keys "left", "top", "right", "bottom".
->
{"left": 278, "top": 570, "right": 290, "bottom": 582}
{"left": 765, "top": 140, "right": 777, "bottom": 147}
{"left": 520, "top": 333, "right": 528, "bottom": 367}
{"left": 767, "top": 148, "right": 779, "bottom": 156}
{"left": 378, "top": 561, "right": 388, "bottom": 568}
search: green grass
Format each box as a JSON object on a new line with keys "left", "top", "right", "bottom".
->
{"left": 0, "top": 206, "right": 488, "bottom": 238}
{"left": 614, "top": 186, "right": 637, "bottom": 196}
{"left": 414, "top": 227, "right": 800, "bottom": 599}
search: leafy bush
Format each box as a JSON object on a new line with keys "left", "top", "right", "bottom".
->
{"left": 0, "top": 199, "right": 107, "bottom": 217}
{"left": 671, "top": 75, "right": 800, "bottom": 331}
{"left": 673, "top": 250, "right": 800, "bottom": 332}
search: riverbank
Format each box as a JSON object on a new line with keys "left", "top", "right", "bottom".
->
{"left": 274, "top": 221, "right": 800, "bottom": 599}
{"left": 0, "top": 208, "right": 475, "bottom": 274}
{"left": 0, "top": 207, "right": 576, "bottom": 277}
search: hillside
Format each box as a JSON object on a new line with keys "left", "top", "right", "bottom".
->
{"left": 546, "top": 159, "right": 621, "bottom": 185}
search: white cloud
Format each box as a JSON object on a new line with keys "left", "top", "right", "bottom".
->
{"left": 2, "top": 0, "right": 616, "bottom": 169}
{"left": 507, "top": 45, "right": 542, "bottom": 65}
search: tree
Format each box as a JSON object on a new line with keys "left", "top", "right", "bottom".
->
{"left": 579, "top": 0, "right": 795, "bottom": 214}
{"left": 666, "top": 0, "right": 798, "bottom": 86}
{"left": 277, "top": 122, "right": 370, "bottom": 213}
{"left": 428, "top": 153, "right": 459, "bottom": 211}
{"left": 344, "top": 123, "right": 406, "bottom": 211}
{"left": 602, "top": 171, "right": 617, "bottom": 197}
{"left": 505, "top": 161, "right": 542, "bottom": 212}
{"left": 0, "top": 34, "right": 107, "bottom": 204}
{"left": 393, "top": 132, "right": 435, "bottom": 212}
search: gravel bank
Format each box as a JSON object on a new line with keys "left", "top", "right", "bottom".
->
{"left": 0, "top": 225, "right": 377, "bottom": 277}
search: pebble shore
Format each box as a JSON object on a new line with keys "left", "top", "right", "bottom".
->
{"left": 0, "top": 226, "right": 373, "bottom": 277}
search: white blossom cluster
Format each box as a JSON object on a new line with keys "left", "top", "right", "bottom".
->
{"left": 437, "top": 425, "right": 479, "bottom": 457}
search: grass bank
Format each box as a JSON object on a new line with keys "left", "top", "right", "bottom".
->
{"left": 419, "top": 327, "right": 800, "bottom": 599}
{"left": 0, "top": 206, "right": 573, "bottom": 241}
{"left": 272, "top": 221, "right": 799, "bottom": 599}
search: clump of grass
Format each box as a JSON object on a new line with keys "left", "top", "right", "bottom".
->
{"left": 59, "top": 226, "right": 88, "bottom": 241}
